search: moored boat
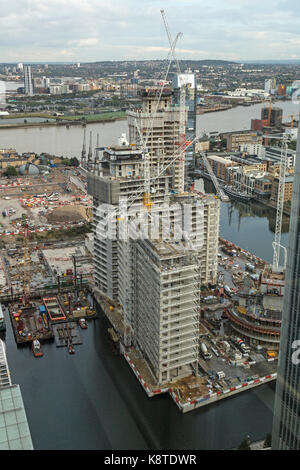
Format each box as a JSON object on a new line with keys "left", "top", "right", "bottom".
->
{"left": 79, "top": 318, "right": 87, "bottom": 329}
{"left": 32, "top": 339, "right": 43, "bottom": 357}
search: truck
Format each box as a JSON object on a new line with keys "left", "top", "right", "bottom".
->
{"left": 222, "top": 340, "right": 231, "bottom": 352}
{"left": 234, "top": 337, "right": 250, "bottom": 354}
{"left": 201, "top": 342, "right": 212, "bottom": 360}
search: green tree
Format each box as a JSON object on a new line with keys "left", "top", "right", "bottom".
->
{"left": 264, "top": 433, "right": 272, "bottom": 448}
{"left": 238, "top": 437, "right": 251, "bottom": 450}
{"left": 288, "top": 140, "right": 297, "bottom": 151}
{"left": 4, "top": 166, "right": 18, "bottom": 178}
{"left": 70, "top": 157, "right": 79, "bottom": 167}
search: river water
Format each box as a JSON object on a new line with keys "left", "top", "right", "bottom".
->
{"left": 0, "top": 100, "right": 298, "bottom": 157}
{"left": 1, "top": 102, "right": 288, "bottom": 450}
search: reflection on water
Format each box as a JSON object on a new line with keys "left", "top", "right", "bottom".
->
{"left": 220, "top": 200, "right": 289, "bottom": 264}
{"left": 203, "top": 178, "right": 290, "bottom": 264}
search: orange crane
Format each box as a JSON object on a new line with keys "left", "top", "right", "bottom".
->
{"left": 267, "top": 100, "right": 272, "bottom": 126}
{"left": 283, "top": 114, "right": 294, "bottom": 128}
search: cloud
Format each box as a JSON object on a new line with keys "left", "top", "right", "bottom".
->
{"left": 0, "top": 0, "right": 299, "bottom": 61}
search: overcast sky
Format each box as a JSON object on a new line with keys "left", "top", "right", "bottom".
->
{"left": 1, "top": 0, "right": 300, "bottom": 62}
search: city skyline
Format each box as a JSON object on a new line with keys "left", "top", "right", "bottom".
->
{"left": 1, "top": 0, "right": 300, "bottom": 63}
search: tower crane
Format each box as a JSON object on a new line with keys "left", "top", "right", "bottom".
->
{"left": 134, "top": 31, "right": 182, "bottom": 211}
{"left": 160, "top": 8, "right": 186, "bottom": 194}
{"left": 22, "top": 223, "right": 31, "bottom": 305}
{"left": 198, "top": 151, "right": 229, "bottom": 202}
{"left": 160, "top": 10, "right": 229, "bottom": 202}
{"left": 262, "top": 134, "right": 290, "bottom": 270}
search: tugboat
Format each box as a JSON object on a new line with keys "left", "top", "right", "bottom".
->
{"left": 32, "top": 339, "right": 43, "bottom": 357}
{"left": 78, "top": 318, "right": 87, "bottom": 329}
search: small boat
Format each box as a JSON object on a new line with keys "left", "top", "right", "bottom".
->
{"left": 78, "top": 318, "right": 87, "bottom": 329}
{"left": 68, "top": 344, "right": 75, "bottom": 354}
{"left": 32, "top": 339, "right": 43, "bottom": 357}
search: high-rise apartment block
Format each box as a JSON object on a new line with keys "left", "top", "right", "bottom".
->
{"left": 125, "top": 238, "right": 201, "bottom": 384}
{"left": 23, "top": 65, "right": 33, "bottom": 96}
{"left": 261, "top": 106, "right": 283, "bottom": 127}
{"left": 87, "top": 143, "right": 172, "bottom": 301}
{"left": 87, "top": 84, "right": 220, "bottom": 386}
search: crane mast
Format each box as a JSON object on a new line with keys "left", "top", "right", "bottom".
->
{"left": 23, "top": 223, "right": 31, "bottom": 305}
{"left": 272, "top": 135, "right": 289, "bottom": 269}
{"left": 160, "top": 8, "right": 185, "bottom": 193}
{"left": 199, "top": 151, "right": 229, "bottom": 202}
{"left": 262, "top": 133, "right": 289, "bottom": 270}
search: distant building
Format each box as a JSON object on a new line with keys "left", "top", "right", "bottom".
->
{"left": 23, "top": 65, "right": 33, "bottom": 96}
{"left": 172, "top": 73, "right": 197, "bottom": 169}
{"left": 195, "top": 138, "right": 210, "bottom": 153}
{"left": 265, "top": 147, "right": 296, "bottom": 168}
{"left": 265, "top": 79, "right": 272, "bottom": 94}
{"left": 239, "top": 143, "right": 266, "bottom": 159}
{"left": 206, "top": 154, "right": 236, "bottom": 182}
{"left": 222, "top": 130, "right": 263, "bottom": 152}
{"left": 261, "top": 107, "right": 283, "bottom": 127}
{"left": 271, "top": 174, "right": 294, "bottom": 202}
{"left": 251, "top": 119, "right": 269, "bottom": 131}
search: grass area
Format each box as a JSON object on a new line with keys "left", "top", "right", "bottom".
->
{"left": 2, "top": 111, "right": 126, "bottom": 122}
{"left": 2, "top": 112, "right": 53, "bottom": 119}
{"left": 60, "top": 111, "right": 126, "bottom": 121}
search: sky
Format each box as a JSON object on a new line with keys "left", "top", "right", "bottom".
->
{"left": 1, "top": 0, "right": 300, "bottom": 62}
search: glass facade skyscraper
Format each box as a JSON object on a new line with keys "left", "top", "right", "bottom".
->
{"left": 272, "top": 110, "right": 300, "bottom": 449}
{"left": 172, "top": 73, "right": 197, "bottom": 170}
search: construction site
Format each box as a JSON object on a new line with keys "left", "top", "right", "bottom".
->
{"left": 98, "top": 236, "right": 279, "bottom": 413}
{"left": 0, "top": 167, "right": 91, "bottom": 242}
{"left": 81, "top": 10, "right": 288, "bottom": 414}
{"left": 0, "top": 13, "right": 290, "bottom": 413}
{"left": 0, "top": 211, "right": 96, "bottom": 354}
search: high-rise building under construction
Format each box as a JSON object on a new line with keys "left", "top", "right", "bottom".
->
{"left": 87, "top": 83, "right": 220, "bottom": 385}
{"left": 127, "top": 87, "right": 188, "bottom": 192}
